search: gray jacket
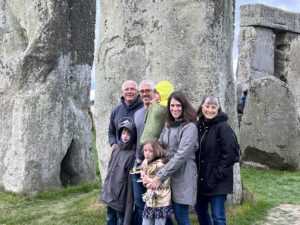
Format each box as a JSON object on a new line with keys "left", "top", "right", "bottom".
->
{"left": 157, "top": 121, "right": 198, "bottom": 205}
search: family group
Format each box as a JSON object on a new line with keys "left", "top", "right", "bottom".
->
{"left": 99, "top": 80, "right": 239, "bottom": 225}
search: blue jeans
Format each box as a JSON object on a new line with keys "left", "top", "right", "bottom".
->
{"left": 106, "top": 206, "right": 125, "bottom": 225}
{"left": 173, "top": 202, "right": 191, "bottom": 225}
{"left": 132, "top": 173, "right": 146, "bottom": 225}
{"left": 194, "top": 194, "right": 227, "bottom": 225}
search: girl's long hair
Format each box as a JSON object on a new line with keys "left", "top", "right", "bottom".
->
{"left": 142, "top": 138, "right": 166, "bottom": 159}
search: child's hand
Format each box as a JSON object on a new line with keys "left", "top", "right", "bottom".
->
{"left": 141, "top": 174, "right": 152, "bottom": 184}
{"left": 110, "top": 144, "right": 117, "bottom": 153}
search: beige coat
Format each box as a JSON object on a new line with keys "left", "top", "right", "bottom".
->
{"left": 142, "top": 159, "right": 171, "bottom": 208}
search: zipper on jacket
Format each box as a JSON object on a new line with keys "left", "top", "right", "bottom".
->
{"left": 198, "top": 122, "right": 208, "bottom": 175}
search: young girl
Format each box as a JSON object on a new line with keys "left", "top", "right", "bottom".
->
{"left": 140, "top": 138, "right": 173, "bottom": 225}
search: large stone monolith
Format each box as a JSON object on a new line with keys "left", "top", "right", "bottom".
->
{"left": 95, "top": 0, "right": 242, "bottom": 204}
{"left": 240, "top": 77, "right": 300, "bottom": 170}
{"left": 0, "top": 0, "right": 96, "bottom": 195}
{"left": 237, "top": 4, "right": 300, "bottom": 170}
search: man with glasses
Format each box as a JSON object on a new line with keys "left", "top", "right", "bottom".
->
{"left": 132, "top": 80, "right": 174, "bottom": 225}
{"left": 132, "top": 80, "right": 155, "bottom": 225}
{"left": 108, "top": 80, "right": 143, "bottom": 152}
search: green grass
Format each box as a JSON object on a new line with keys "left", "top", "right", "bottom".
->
{"left": 1, "top": 168, "right": 300, "bottom": 224}
{"left": 0, "top": 181, "right": 106, "bottom": 225}
{"left": 227, "top": 168, "right": 300, "bottom": 225}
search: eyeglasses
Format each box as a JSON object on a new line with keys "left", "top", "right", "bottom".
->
{"left": 139, "top": 89, "right": 153, "bottom": 94}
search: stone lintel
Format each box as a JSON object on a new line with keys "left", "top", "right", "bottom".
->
{"left": 240, "top": 4, "right": 300, "bottom": 34}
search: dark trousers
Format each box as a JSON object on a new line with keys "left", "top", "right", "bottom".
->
{"left": 106, "top": 206, "right": 125, "bottom": 225}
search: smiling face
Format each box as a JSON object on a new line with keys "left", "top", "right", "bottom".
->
{"left": 143, "top": 143, "right": 155, "bottom": 161}
{"left": 139, "top": 82, "right": 154, "bottom": 107}
{"left": 170, "top": 98, "right": 182, "bottom": 120}
{"left": 122, "top": 81, "right": 138, "bottom": 105}
{"left": 201, "top": 98, "right": 219, "bottom": 120}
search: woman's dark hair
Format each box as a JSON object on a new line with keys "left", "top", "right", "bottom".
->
{"left": 166, "top": 91, "right": 197, "bottom": 127}
{"left": 197, "top": 93, "right": 223, "bottom": 118}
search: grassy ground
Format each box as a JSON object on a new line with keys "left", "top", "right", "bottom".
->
{"left": 0, "top": 181, "right": 105, "bottom": 225}
{"left": 1, "top": 168, "right": 300, "bottom": 224}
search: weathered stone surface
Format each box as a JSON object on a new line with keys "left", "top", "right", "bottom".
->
{"left": 240, "top": 77, "right": 300, "bottom": 170}
{"left": 237, "top": 4, "right": 300, "bottom": 171}
{"left": 275, "top": 33, "right": 300, "bottom": 115}
{"left": 240, "top": 4, "right": 300, "bottom": 33}
{"left": 0, "top": 0, "right": 96, "bottom": 194}
{"left": 236, "top": 26, "right": 274, "bottom": 97}
{"left": 95, "top": 0, "right": 242, "bottom": 204}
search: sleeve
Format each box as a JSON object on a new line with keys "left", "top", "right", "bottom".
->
{"left": 158, "top": 127, "right": 167, "bottom": 146}
{"left": 141, "top": 104, "right": 167, "bottom": 143}
{"left": 157, "top": 124, "right": 198, "bottom": 182}
{"left": 108, "top": 109, "right": 117, "bottom": 146}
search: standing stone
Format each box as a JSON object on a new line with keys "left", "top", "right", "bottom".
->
{"left": 240, "top": 77, "right": 300, "bottom": 170}
{"left": 274, "top": 33, "right": 300, "bottom": 115}
{"left": 236, "top": 26, "right": 274, "bottom": 97}
{"left": 95, "top": 0, "right": 242, "bottom": 204}
{"left": 0, "top": 0, "right": 96, "bottom": 195}
{"left": 237, "top": 4, "right": 300, "bottom": 170}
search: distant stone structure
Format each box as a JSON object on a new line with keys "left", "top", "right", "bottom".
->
{"left": 95, "top": 0, "right": 242, "bottom": 204}
{"left": 237, "top": 4, "right": 300, "bottom": 170}
{"left": 0, "top": 0, "right": 96, "bottom": 195}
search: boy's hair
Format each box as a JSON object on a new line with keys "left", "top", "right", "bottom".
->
{"left": 142, "top": 138, "right": 166, "bottom": 159}
{"left": 121, "top": 127, "right": 131, "bottom": 136}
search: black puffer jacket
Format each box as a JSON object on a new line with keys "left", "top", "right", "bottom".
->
{"left": 196, "top": 112, "right": 237, "bottom": 196}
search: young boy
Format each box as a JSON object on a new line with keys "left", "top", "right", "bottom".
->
{"left": 100, "top": 117, "right": 136, "bottom": 225}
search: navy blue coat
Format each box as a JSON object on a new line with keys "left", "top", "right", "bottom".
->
{"left": 108, "top": 96, "right": 143, "bottom": 146}
{"left": 196, "top": 112, "right": 237, "bottom": 196}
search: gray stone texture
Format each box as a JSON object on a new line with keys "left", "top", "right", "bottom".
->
{"left": 95, "top": 0, "right": 242, "bottom": 204}
{"left": 237, "top": 4, "right": 300, "bottom": 170}
{"left": 236, "top": 26, "right": 274, "bottom": 97}
{"left": 240, "top": 4, "right": 300, "bottom": 33}
{"left": 240, "top": 77, "right": 300, "bottom": 170}
{"left": 274, "top": 33, "right": 300, "bottom": 115}
{"left": 0, "top": 0, "right": 96, "bottom": 194}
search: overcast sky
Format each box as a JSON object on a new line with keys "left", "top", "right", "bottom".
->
{"left": 91, "top": 0, "right": 300, "bottom": 99}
